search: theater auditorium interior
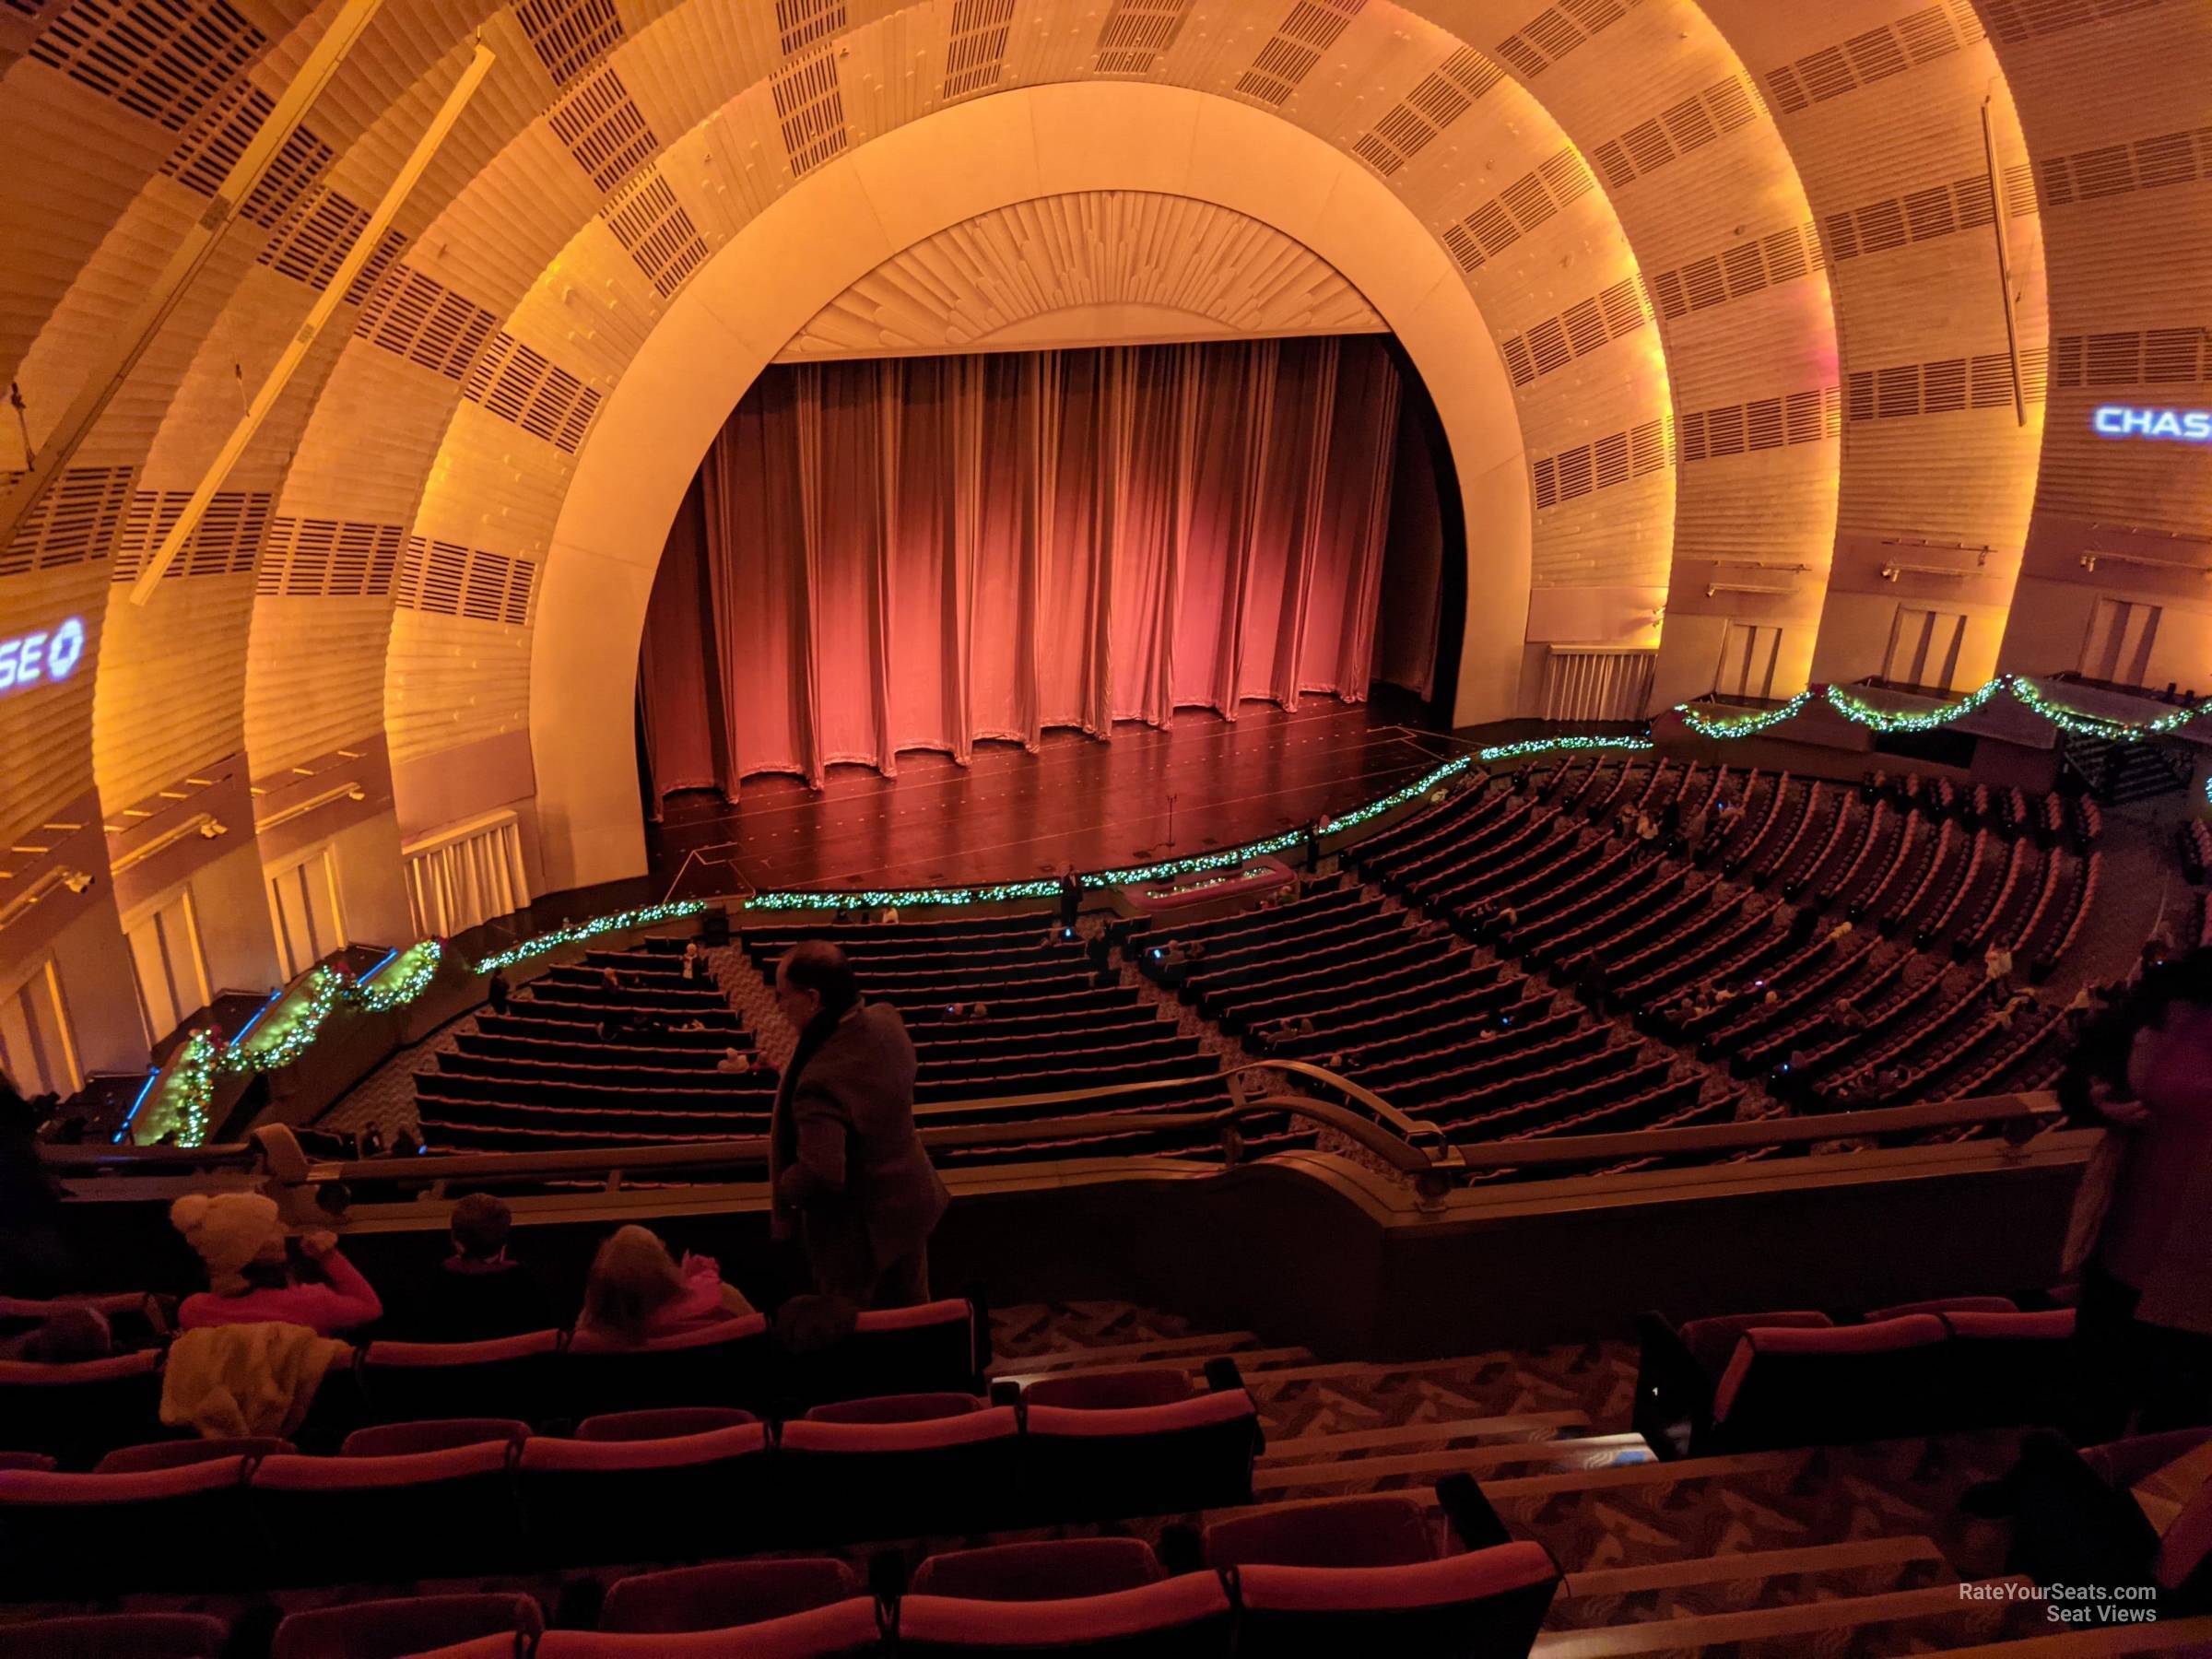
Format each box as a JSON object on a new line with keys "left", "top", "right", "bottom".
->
{"left": 5, "top": 0, "right": 2212, "bottom": 1653}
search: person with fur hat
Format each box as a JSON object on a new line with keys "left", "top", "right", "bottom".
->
{"left": 169, "top": 1192, "right": 382, "bottom": 1336}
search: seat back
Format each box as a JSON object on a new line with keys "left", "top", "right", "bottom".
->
{"left": 577, "top": 1406, "right": 755, "bottom": 1441}
{"left": 601, "top": 1558, "right": 861, "bottom": 1633}
{"left": 0, "top": 1350, "right": 162, "bottom": 1465}
{"left": 777, "top": 1408, "right": 1019, "bottom": 1542}
{"left": 1709, "top": 1314, "right": 1949, "bottom": 1450}
{"left": 562, "top": 1316, "right": 772, "bottom": 1418}
{"left": 910, "top": 1538, "right": 1163, "bottom": 1601}
{"left": 358, "top": 1331, "right": 562, "bottom": 1427}
{"left": 897, "top": 1575, "right": 1232, "bottom": 1656}
{"left": 0, "top": 1457, "right": 250, "bottom": 1596}
{"left": 804, "top": 1393, "right": 982, "bottom": 1425}
{"left": 1204, "top": 1493, "right": 1435, "bottom": 1571}
{"left": 251, "top": 1441, "right": 519, "bottom": 1582}
{"left": 783, "top": 1300, "right": 979, "bottom": 1405}
{"left": 1232, "top": 1541, "right": 1559, "bottom": 1657}
{"left": 536, "top": 1599, "right": 884, "bottom": 1656}
{"left": 1937, "top": 1308, "right": 2077, "bottom": 1431}
{"left": 0, "top": 1612, "right": 230, "bottom": 1658}
{"left": 96, "top": 1437, "right": 291, "bottom": 1473}
{"left": 341, "top": 1418, "right": 532, "bottom": 1457}
{"left": 516, "top": 1423, "right": 772, "bottom": 1564}
{"left": 270, "top": 1593, "right": 543, "bottom": 1659}
{"left": 1023, "top": 1368, "right": 1191, "bottom": 1412}
{"left": 1024, "top": 1391, "right": 1259, "bottom": 1521}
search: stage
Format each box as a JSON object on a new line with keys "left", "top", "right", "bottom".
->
{"left": 646, "top": 688, "right": 1463, "bottom": 900}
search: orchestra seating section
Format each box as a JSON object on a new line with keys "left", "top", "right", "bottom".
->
{"left": 7, "top": 1295, "right": 2206, "bottom": 1655}
{"left": 415, "top": 941, "right": 775, "bottom": 1152}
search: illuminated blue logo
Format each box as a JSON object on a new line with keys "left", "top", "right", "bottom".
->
{"left": 0, "top": 616, "right": 87, "bottom": 696}
{"left": 2093, "top": 406, "right": 2212, "bottom": 443}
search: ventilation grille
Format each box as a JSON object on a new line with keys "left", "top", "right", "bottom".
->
{"left": 162, "top": 80, "right": 333, "bottom": 228}
{"left": 1437, "top": 146, "right": 1595, "bottom": 273}
{"left": 2038, "top": 126, "right": 2212, "bottom": 208}
{"left": 549, "top": 65, "right": 660, "bottom": 194}
{"left": 111, "top": 489, "right": 270, "bottom": 582}
{"left": 256, "top": 184, "right": 371, "bottom": 292}
{"left": 1762, "top": 4, "right": 1977, "bottom": 114}
{"left": 1648, "top": 223, "right": 1822, "bottom": 323}
{"left": 1822, "top": 170, "right": 2043, "bottom": 262}
{"left": 1235, "top": 0, "right": 1361, "bottom": 106}
{"left": 395, "top": 538, "right": 536, "bottom": 627}
{"left": 29, "top": 0, "right": 264, "bottom": 132}
{"left": 771, "top": 53, "right": 846, "bottom": 176}
{"left": 602, "top": 174, "right": 710, "bottom": 299}
{"left": 255, "top": 517, "right": 404, "bottom": 597}
{"left": 1981, "top": 0, "right": 2161, "bottom": 45}
{"left": 354, "top": 265, "right": 501, "bottom": 380}
{"left": 1094, "top": 0, "right": 1189, "bottom": 75}
{"left": 0, "top": 465, "right": 133, "bottom": 577}
{"left": 514, "top": 0, "right": 622, "bottom": 87}
{"left": 1493, "top": 0, "right": 1643, "bottom": 79}
{"left": 461, "top": 332, "right": 604, "bottom": 453}
{"left": 1348, "top": 47, "right": 1500, "bottom": 177}
{"left": 1531, "top": 418, "right": 1672, "bottom": 509}
{"left": 1678, "top": 388, "right": 1840, "bottom": 462}
{"left": 1843, "top": 353, "right": 2050, "bottom": 420}
{"left": 944, "top": 0, "right": 1016, "bottom": 100}
{"left": 1588, "top": 76, "right": 1760, "bottom": 191}
{"left": 2052, "top": 326, "right": 2210, "bottom": 389}
{"left": 775, "top": 0, "right": 842, "bottom": 56}
{"left": 1500, "top": 276, "right": 1650, "bottom": 387}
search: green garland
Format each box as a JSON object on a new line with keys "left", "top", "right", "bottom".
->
{"left": 127, "top": 904, "right": 703, "bottom": 1148}
{"left": 1677, "top": 689, "right": 1815, "bottom": 740}
{"left": 1477, "top": 735, "right": 1653, "bottom": 763}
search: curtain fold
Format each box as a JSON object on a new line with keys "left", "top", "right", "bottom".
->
{"left": 641, "top": 335, "right": 1418, "bottom": 798}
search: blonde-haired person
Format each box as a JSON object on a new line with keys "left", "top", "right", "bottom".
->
{"left": 168, "top": 1192, "right": 382, "bottom": 1336}
{"left": 571, "top": 1224, "right": 754, "bottom": 1350}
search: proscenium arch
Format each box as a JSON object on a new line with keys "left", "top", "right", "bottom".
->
{"left": 529, "top": 81, "right": 1532, "bottom": 891}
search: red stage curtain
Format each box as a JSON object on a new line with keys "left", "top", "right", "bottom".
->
{"left": 641, "top": 335, "right": 1412, "bottom": 797}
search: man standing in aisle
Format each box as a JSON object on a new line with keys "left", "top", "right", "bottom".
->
{"left": 770, "top": 942, "right": 948, "bottom": 1308}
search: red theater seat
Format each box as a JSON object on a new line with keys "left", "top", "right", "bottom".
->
{"left": 909, "top": 1538, "right": 1164, "bottom": 1601}
{"left": 517, "top": 1422, "right": 772, "bottom": 1564}
{"left": 564, "top": 1315, "right": 772, "bottom": 1417}
{"left": 1234, "top": 1542, "right": 1560, "bottom": 1657}
{"left": 0, "top": 1613, "right": 229, "bottom": 1658}
{"left": 0, "top": 1453, "right": 54, "bottom": 1471}
{"left": 1204, "top": 1493, "right": 1436, "bottom": 1571}
{"left": 251, "top": 1442, "right": 520, "bottom": 1582}
{"left": 1021, "top": 1367, "right": 1192, "bottom": 1411}
{"left": 577, "top": 1406, "right": 757, "bottom": 1441}
{"left": 342, "top": 1419, "right": 532, "bottom": 1457}
{"left": 1671, "top": 1309, "right": 1833, "bottom": 1382}
{"left": 782, "top": 1299, "right": 982, "bottom": 1405}
{"left": 777, "top": 1406, "right": 1019, "bottom": 1541}
{"left": 602, "top": 1559, "right": 862, "bottom": 1633}
{"left": 536, "top": 1598, "right": 884, "bottom": 1656}
{"left": 272, "top": 1594, "right": 544, "bottom": 1659}
{"left": 804, "top": 1393, "right": 982, "bottom": 1424}
{"left": 96, "top": 1436, "right": 291, "bottom": 1472}
{"left": 0, "top": 1456, "right": 251, "bottom": 1595}
{"left": 1709, "top": 1313, "right": 1949, "bottom": 1450}
{"left": 1023, "top": 1389, "right": 1260, "bottom": 1520}
{"left": 359, "top": 1331, "right": 562, "bottom": 1427}
{"left": 0, "top": 1349, "right": 162, "bottom": 1465}
{"left": 897, "top": 1574, "right": 1233, "bottom": 1656}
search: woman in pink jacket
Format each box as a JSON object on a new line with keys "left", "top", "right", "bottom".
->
{"left": 169, "top": 1192, "right": 382, "bottom": 1336}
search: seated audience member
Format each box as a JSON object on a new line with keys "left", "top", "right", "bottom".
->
{"left": 716, "top": 1047, "right": 754, "bottom": 1075}
{"left": 681, "top": 942, "right": 706, "bottom": 982}
{"left": 356, "top": 1124, "right": 386, "bottom": 1159}
{"left": 1825, "top": 919, "right": 1855, "bottom": 947}
{"left": 0, "top": 1305, "right": 112, "bottom": 1363}
{"left": 409, "top": 1194, "right": 556, "bottom": 1341}
{"left": 486, "top": 969, "right": 511, "bottom": 1016}
{"left": 0, "top": 1077, "right": 79, "bottom": 1295}
{"left": 1985, "top": 942, "right": 2016, "bottom": 999}
{"left": 571, "top": 1225, "right": 754, "bottom": 1349}
{"left": 169, "top": 1194, "right": 382, "bottom": 1336}
{"left": 601, "top": 967, "right": 629, "bottom": 994}
{"left": 1830, "top": 995, "right": 1869, "bottom": 1034}
{"left": 678, "top": 1017, "right": 710, "bottom": 1033}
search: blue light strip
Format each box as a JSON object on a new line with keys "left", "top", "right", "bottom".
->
{"left": 358, "top": 947, "right": 400, "bottom": 985}
{"left": 229, "top": 986, "right": 285, "bottom": 1048}
{"left": 112, "top": 1069, "right": 159, "bottom": 1144}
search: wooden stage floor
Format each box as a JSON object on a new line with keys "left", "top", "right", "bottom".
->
{"left": 646, "top": 690, "right": 1467, "bottom": 900}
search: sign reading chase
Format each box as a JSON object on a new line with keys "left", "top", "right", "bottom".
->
{"left": 2093, "top": 406, "right": 2212, "bottom": 442}
{"left": 0, "top": 616, "right": 88, "bottom": 695}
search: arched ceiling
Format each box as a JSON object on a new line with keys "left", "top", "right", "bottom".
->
{"left": 0, "top": 0, "right": 2205, "bottom": 902}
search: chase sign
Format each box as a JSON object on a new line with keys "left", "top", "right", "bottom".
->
{"left": 0, "top": 615, "right": 88, "bottom": 696}
{"left": 2093, "top": 406, "right": 2212, "bottom": 443}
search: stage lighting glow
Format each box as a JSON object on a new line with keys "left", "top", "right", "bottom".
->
{"left": 0, "top": 615, "right": 86, "bottom": 695}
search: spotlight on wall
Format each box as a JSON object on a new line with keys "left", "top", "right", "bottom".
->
{"left": 198, "top": 818, "right": 229, "bottom": 839}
